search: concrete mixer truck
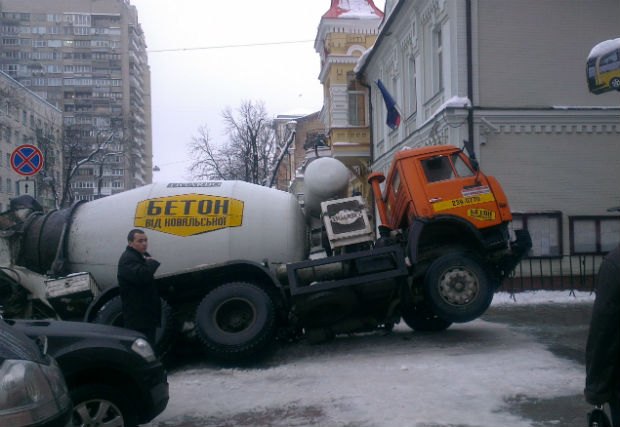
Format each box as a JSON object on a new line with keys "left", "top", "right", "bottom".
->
{"left": 0, "top": 144, "right": 530, "bottom": 363}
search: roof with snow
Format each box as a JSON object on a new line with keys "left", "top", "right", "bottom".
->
{"left": 588, "top": 37, "right": 620, "bottom": 59}
{"left": 322, "top": 0, "right": 384, "bottom": 19}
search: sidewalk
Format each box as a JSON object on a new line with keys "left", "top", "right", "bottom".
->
{"left": 482, "top": 299, "right": 594, "bottom": 427}
{"left": 150, "top": 292, "right": 599, "bottom": 427}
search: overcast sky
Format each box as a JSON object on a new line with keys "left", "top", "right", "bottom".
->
{"left": 128, "top": 0, "right": 386, "bottom": 182}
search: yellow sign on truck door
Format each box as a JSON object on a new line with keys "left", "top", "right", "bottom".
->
{"left": 134, "top": 193, "right": 244, "bottom": 237}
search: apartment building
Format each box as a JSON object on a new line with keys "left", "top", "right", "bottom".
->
{"left": 0, "top": 0, "right": 152, "bottom": 203}
{"left": 0, "top": 71, "right": 63, "bottom": 211}
{"left": 356, "top": 0, "right": 620, "bottom": 282}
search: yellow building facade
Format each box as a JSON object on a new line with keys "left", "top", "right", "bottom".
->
{"left": 314, "top": 0, "right": 383, "bottom": 199}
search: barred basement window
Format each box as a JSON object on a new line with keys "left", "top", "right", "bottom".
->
{"left": 570, "top": 216, "right": 620, "bottom": 255}
{"left": 512, "top": 212, "right": 562, "bottom": 258}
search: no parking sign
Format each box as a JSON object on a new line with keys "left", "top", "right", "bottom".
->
{"left": 11, "top": 144, "right": 44, "bottom": 176}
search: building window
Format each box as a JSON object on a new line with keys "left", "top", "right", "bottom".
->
{"left": 433, "top": 27, "right": 443, "bottom": 93}
{"left": 346, "top": 72, "right": 367, "bottom": 126}
{"left": 512, "top": 212, "right": 562, "bottom": 258}
{"left": 407, "top": 56, "right": 417, "bottom": 116}
{"left": 348, "top": 92, "right": 366, "bottom": 126}
{"left": 570, "top": 216, "right": 620, "bottom": 255}
{"left": 67, "top": 14, "right": 91, "bottom": 26}
{"left": 73, "top": 27, "right": 90, "bottom": 36}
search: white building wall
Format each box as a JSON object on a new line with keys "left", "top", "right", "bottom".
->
{"left": 481, "top": 125, "right": 620, "bottom": 256}
{"left": 482, "top": 131, "right": 620, "bottom": 217}
{"left": 475, "top": 0, "right": 620, "bottom": 107}
{"left": 360, "top": 0, "right": 620, "bottom": 264}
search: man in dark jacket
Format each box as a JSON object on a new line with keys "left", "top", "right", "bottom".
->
{"left": 585, "top": 243, "right": 620, "bottom": 425}
{"left": 117, "top": 229, "right": 161, "bottom": 346}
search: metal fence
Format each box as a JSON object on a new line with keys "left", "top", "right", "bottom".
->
{"left": 499, "top": 254, "right": 605, "bottom": 294}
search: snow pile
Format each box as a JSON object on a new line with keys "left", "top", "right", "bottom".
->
{"left": 493, "top": 290, "right": 595, "bottom": 306}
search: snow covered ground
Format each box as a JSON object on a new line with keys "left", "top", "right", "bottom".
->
{"left": 147, "top": 291, "right": 595, "bottom": 427}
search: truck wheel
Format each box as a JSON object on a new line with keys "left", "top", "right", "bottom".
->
{"left": 194, "top": 281, "right": 276, "bottom": 364}
{"left": 424, "top": 253, "right": 493, "bottom": 323}
{"left": 69, "top": 384, "right": 137, "bottom": 427}
{"left": 401, "top": 303, "right": 452, "bottom": 332}
{"left": 93, "top": 295, "right": 175, "bottom": 356}
{"left": 400, "top": 282, "right": 452, "bottom": 332}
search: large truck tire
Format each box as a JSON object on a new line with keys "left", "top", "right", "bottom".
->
{"left": 424, "top": 252, "right": 493, "bottom": 323}
{"left": 92, "top": 295, "right": 176, "bottom": 356}
{"left": 194, "top": 281, "right": 276, "bottom": 364}
{"left": 401, "top": 302, "right": 452, "bottom": 332}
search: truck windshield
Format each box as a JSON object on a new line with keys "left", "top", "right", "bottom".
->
{"left": 451, "top": 153, "right": 475, "bottom": 177}
{"left": 422, "top": 156, "right": 454, "bottom": 182}
{"left": 422, "top": 154, "right": 474, "bottom": 183}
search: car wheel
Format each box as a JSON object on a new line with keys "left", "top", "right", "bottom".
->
{"left": 611, "top": 77, "right": 620, "bottom": 91}
{"left": 195, "top": 281, "right": 277, "bottom": 364}
{"left": 69, "top": 384, "right": 137, "bottom": 427}
{"left": 93, "top": 295, "right": 176, "bottom": 356}
{"left": 424, "top": 252, "right": 494, "bottom": 323}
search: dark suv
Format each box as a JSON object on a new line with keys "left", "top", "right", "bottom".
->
{"left": 9, "top": 319, "right": 169, "bottom": 427}
{"left": 0, "top": 319, "right": 72, "bottom": 427}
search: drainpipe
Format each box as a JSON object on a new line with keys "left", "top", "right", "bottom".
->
{"left": 360, "top": 79, "right": 381, "bottom": 227}
{"left": 466, "top": 0, "right": 475, "bottom": 158}
{"left": 361, "top": 80, "right": 374, "bottom": 165}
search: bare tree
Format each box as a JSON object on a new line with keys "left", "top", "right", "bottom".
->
{"left": 189, "top": 100, "right": 276, "bottom": 184}
{"left": 59, "top": 124, "right": 124, "bottom": 207}
{"left": 35, "top": 127, "right": 62, "bottom": 209}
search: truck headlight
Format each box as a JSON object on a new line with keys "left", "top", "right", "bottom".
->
{"left": 131, "top": 338, "right": 156, "bottom": 362}
{"left": 0, "top": 359, "right": 70, "bottom": 427}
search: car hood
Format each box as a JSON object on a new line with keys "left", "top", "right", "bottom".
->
{"left": 0, "top": 320, "right": 46, "bottom": 363}
{"left": 7, "top": 319, "right": 141, "bottom": 342}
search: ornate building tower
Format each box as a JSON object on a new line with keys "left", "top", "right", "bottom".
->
{"left": 315, "top": 0, "right": 383, "bottom": 197}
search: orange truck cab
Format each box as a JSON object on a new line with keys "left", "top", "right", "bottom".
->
{"left": 369, "top": 145, "right": 531, "bottom": 325}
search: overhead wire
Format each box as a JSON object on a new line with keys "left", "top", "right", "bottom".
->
{"left": 148, "top": 39, "right": 315, "bottom": 53}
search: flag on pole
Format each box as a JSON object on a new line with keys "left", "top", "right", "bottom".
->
{"left": 376, "top": 79, "right": 401, "bottom": 130}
